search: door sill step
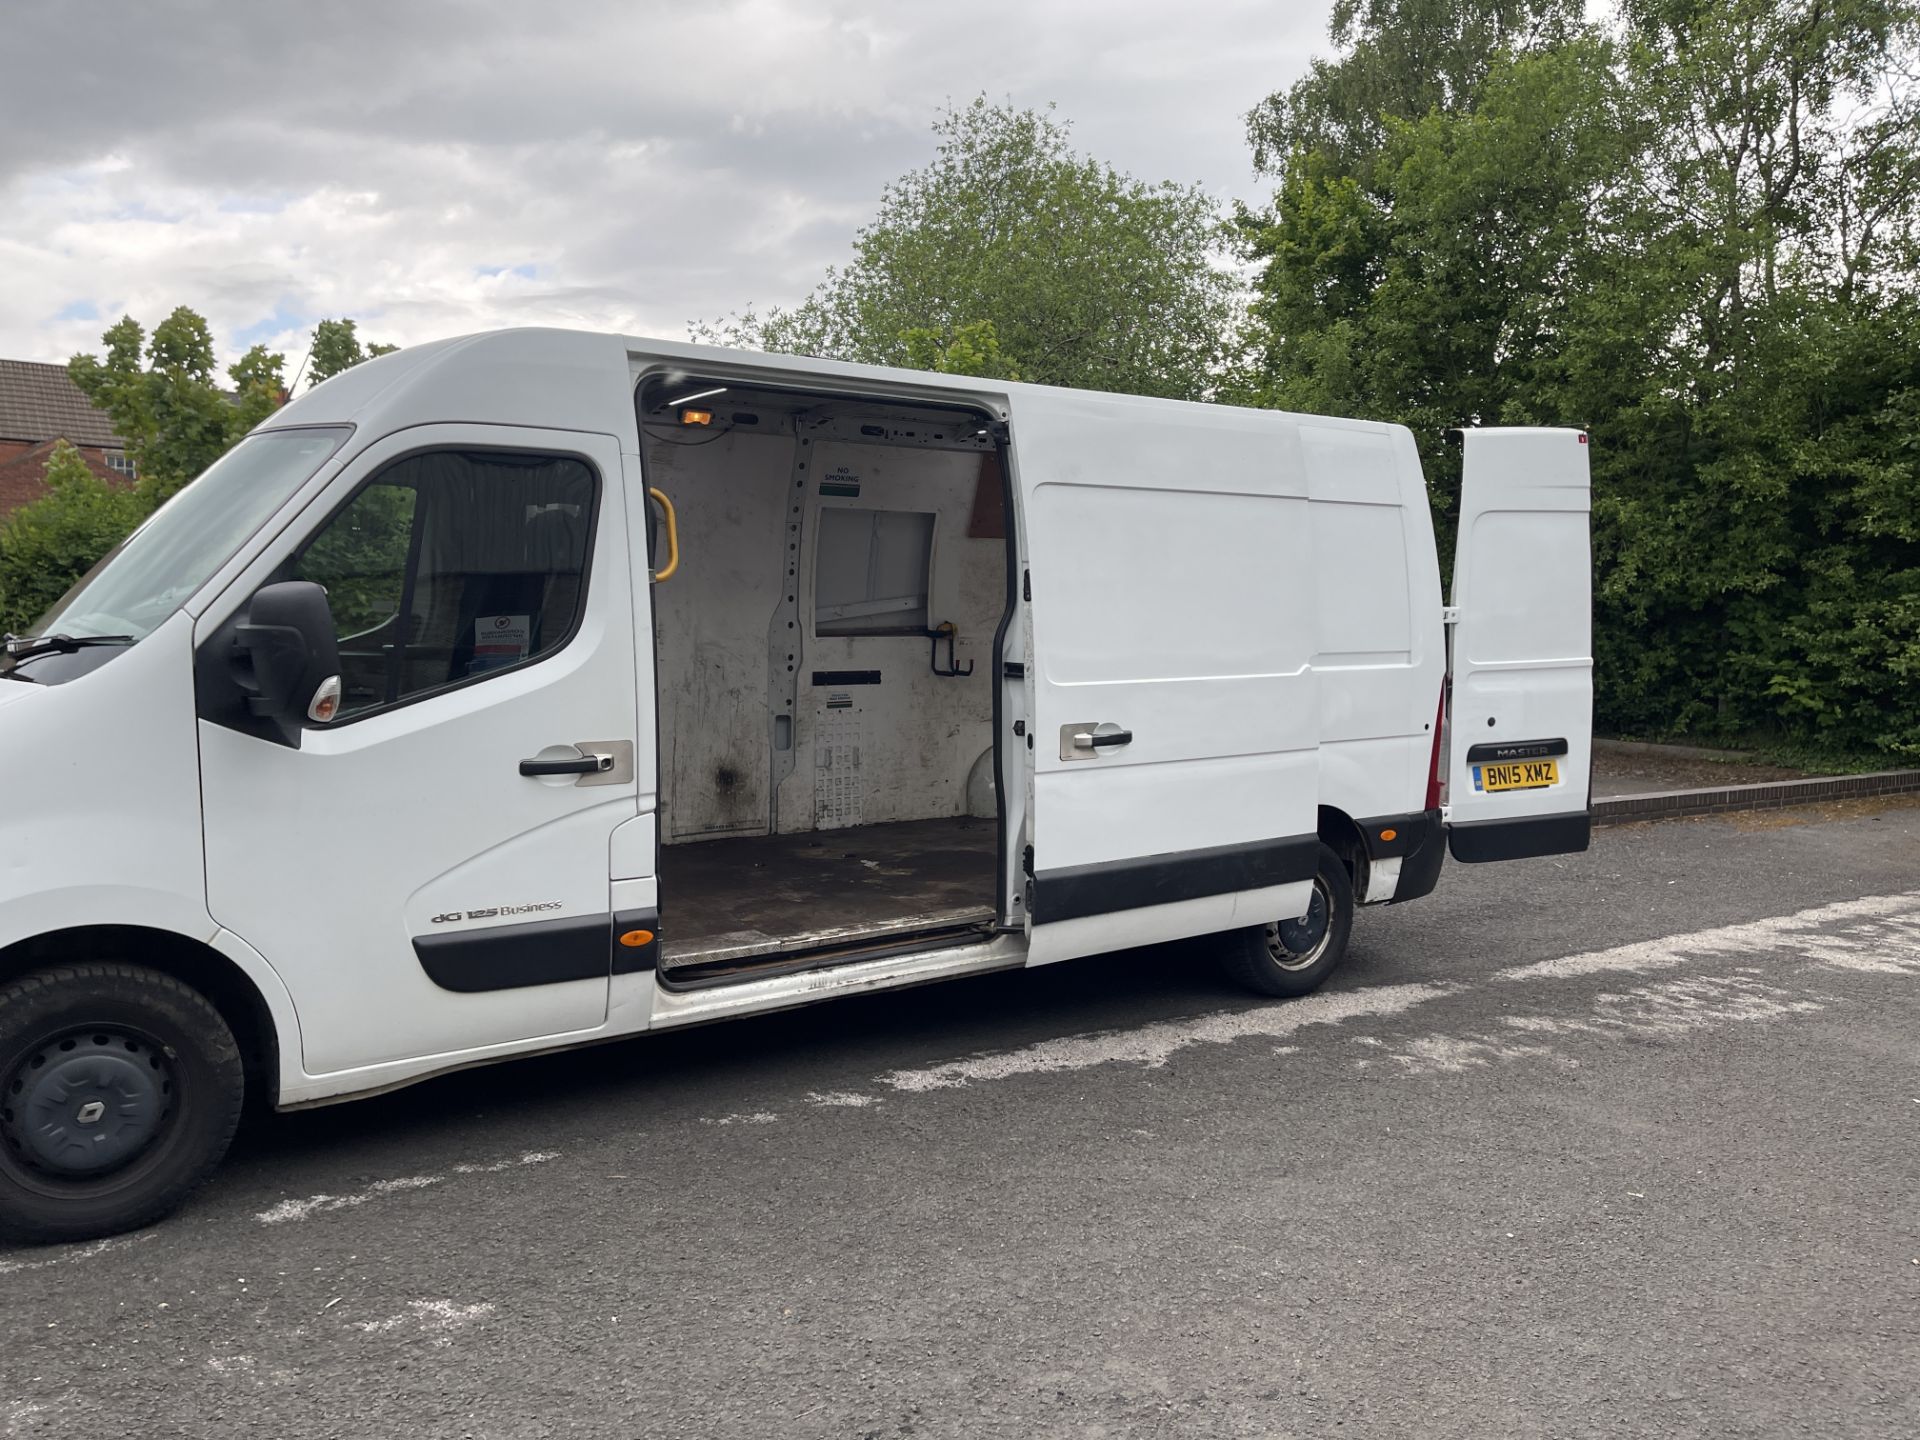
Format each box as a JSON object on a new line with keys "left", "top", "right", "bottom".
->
{"left": 657, "top": 920, "right": 992, "bottom": 993}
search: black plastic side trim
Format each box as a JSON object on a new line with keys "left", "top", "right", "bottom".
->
{"left": 611, "top": 908, "right": 660, "bottom": 975}
{"left": 1448, "top": 812, "right": 1592, "bottom": 864}
{"left": 415, "top": 913, "right": 612, "bottom": 993}
{"left": 1030, "top": 835, "right": 1318, "bottom": 925}
{"left": 1464, "top": 737, "right": 1569, "bottom": 764}
{"left": 1354, "top": 809, "right": 1443, "bottom": 861}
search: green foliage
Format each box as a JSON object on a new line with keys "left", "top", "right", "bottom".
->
{"left": 35, "top": 311, "right": 393, "bottom": 634}
{"left": 699, "top": 99, "right": 1240, "bottom": 399}
{"left": 68, "top": 308, "right": 269, "bottom": 499}
{"left": 1246, "top": 0, "right": 1587, "bottom": 178}
{"left": 307, "top": 318, "right": 397, "bottom": 388}
{"left": 1241, "top": 0, "right": 1920, "bottom": 758}
{"left": 899, "top": 320, "right": 1021, "bottom": 381}
{"left": 0, "top": 442, "right": 147, "bottom": 633}
{"left": 296, "top": 481, "right": 415, "bottom": 636}
{"left": 229, "top": 344, "right": 289, "bottom": 432}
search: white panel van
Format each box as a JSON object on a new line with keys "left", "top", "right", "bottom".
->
{"left": 0, "top": 330, "right": 1592, "bottom": 1241}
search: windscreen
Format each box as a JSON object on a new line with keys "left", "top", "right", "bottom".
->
{"left": 29, "top": 426, "right": 352, "bottom": 643}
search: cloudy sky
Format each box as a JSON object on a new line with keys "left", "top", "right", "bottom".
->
{"left": 2, "top": 1, "right": 1335, "bottom": 372}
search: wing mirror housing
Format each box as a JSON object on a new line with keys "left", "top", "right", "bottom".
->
{"left": 232, "top": 581, "right": 342, "bottom": 745}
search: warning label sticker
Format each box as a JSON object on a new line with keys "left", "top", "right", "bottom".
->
{"left": 474, "top": 614, "right": 531, "bottom": 665}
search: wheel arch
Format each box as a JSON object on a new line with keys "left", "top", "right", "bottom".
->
{"left": 0, "top": 926, "right": 288, "bottom": 1106}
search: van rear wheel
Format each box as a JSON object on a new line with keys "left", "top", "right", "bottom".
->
{"left": 1217, "top": 843, "right": 1354, "bottom": 998}
{"left": 0, "top": 965, "right": 244, "bottom": 1245}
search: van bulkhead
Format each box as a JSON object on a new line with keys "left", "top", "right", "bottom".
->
{"left": 0, "top": 328, "right": 1593, "bottom": 1243}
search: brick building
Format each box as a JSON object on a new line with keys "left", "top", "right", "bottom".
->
{"left": 0, "top": 359, "right": 133, "bottom": 520}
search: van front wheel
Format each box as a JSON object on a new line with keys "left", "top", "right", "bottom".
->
{"left": 0, "top": 965, "right": 244, "bottom": 1245}
{"left": 1218, "top": 843, "right": 1354, "bottom": 998}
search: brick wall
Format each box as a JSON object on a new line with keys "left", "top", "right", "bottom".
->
{"left": 0, "top": 439, "right": 128, "bottom": 520}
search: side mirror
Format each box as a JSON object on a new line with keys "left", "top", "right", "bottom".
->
{"left": 232, "top": 581, "right": 342, "bottom": 744}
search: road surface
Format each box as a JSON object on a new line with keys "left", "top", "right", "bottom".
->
{"left": 5, "top": 800, "right": 1918, "bottom": 1438}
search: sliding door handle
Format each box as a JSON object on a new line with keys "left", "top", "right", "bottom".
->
{"left": 1060, "top": 721, "right": 1132, "bottom": 761}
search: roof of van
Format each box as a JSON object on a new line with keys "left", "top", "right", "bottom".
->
{"left": 261, "top": 325, "right": 1395, "bottom": 444}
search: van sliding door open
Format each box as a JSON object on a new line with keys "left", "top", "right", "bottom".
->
{"left": 1012, "top": 391, "right": 1320, "bottom": 966}
{"left": 1445, "top": 427, "right": 1594, "bottom": 861}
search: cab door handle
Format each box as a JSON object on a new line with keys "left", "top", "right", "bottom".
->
{"left": 1072, "top": 728, "right": 1133, "bottom": 749}
{"left": 520, "top": 752, "right": 613, "bottom": 776}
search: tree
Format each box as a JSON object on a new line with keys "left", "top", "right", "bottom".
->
{"left": 1240, "top": 0, "right": 1920, "bottom": 757}
{"left": 30, "top": 312, "right": 396, "bottom": 636}
{"left": 67, "top": 308, "right": 280, "bottom": 499}
{"left": 1245, "top": 0, "right": 1586, "bottom": 179}
{"left": 0, "top": 442, "right": 147, "bottom": 633}
{"left": 699, "top": 99, "right": 1240, "bottom": 399}
{"left": 305, "top": 318, "right": 398, "bottom": 388}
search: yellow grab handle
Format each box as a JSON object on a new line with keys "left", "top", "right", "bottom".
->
{"left": 647, "top": 486, "right": 680, "bottom": 582}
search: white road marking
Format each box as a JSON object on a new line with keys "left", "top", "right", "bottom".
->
{"left": 452, "top": 1150, "right": 561, "bottom": 1174}
{"left": 1493, "top": 891, "right": 1920, "bottom": 982}
{"left": 1384, "top": 1033, "right": 1560, "bottom": 1076}
{"left": 355, "top": 1299, "right": 494, "bottom": 1340}
{"left": 1501, "top": 974, "right": 1826, "bottom": 1038}
{"left": 1376, "top": 974, "right": 1828, "bottom": 1076}
{"left": 255, "top": 1151, "right": 559, "bottom": 1225}
{"left": 871, "top": 892, "right": 1919, "bottom": 1095}
{"left": 805, "top": 1091, "right": 877, "bottom": 1108}
{"left": 255, "top": 1175, "right": 442, "bottom": 1225}
{"left": 879, "top": 982, "right": 1452, "bottom": 1092}
{"left": 703, "top": 1111, "right": 779, "bottom": 1125}
{"left": 0, "top": 1233, "right": 154, "bottom": 1276}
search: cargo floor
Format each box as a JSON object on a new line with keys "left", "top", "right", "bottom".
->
{"left": 659, "top": 816, "right": 1000, "bottom": 969}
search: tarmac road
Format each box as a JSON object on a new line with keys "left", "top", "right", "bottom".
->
{"left": 4, "top": 800, "right": 1919, "bottom": 1439}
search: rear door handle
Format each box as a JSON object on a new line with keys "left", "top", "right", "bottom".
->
{"left": 1072, "top": 727, "right": 1133, "bottom": 749}
{"left": 520, "top": 752, "right": 614, "bottom": 777}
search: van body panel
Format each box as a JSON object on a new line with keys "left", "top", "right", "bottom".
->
{"left": 194, "top": 424, "right": 641, "bottom": 1075}
{"left": 1010, "top": 388, "right": 1320, "bottom": 964}
{"left": 1305, "top": 423, "right": 1447, "bottom": 848}
{"left": 264, "top": 329, "right": 642, "bottom": 451}
{"left": 0, "top": 611, "right": 214, "bottom": 954}
{"left": 1445, "top": 428, "right": 1594, "bottom": 859}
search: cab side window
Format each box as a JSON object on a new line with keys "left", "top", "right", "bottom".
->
{"left": 291, "top": 449, "right": 595, "bottom": 717}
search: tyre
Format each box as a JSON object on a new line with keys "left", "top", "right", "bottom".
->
{"left": 0, "top": 964, "right": 244, "bottom": 1245}
{"left": 1217, "top": 842, "right": 1355, "bottom": 998}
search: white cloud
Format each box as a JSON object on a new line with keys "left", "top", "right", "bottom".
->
{"left": 1, "top": 0, "right": 1332, "bottom": 368}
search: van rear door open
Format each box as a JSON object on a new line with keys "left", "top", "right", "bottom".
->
{"left": 1445, "top": 427, "right": 1594, "bottom": 861}
{"left": 1011, "top": 391, "right": 1320, "bottom": 965}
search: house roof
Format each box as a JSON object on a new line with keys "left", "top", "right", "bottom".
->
{"left": 0, "top": 359, "right": 125, "bottom": 448}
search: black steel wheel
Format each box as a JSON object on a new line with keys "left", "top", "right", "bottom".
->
{"left": 1217, "top": 842, "right": 1355, "bottom": 998}
{"left": 0, "top": 964, "right": 243, "bottom": 1245}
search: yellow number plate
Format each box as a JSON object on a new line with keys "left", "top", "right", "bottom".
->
{"left": 1474, "top": 759, "right": 1560, "bottom": 792}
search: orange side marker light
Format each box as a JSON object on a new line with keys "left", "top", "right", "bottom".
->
{"left": 619, "top": 929, "right": 655, "bottom": 948}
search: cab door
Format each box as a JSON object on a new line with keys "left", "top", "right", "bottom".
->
{"left": 1011, "top": 390, "right": 1320, "bottom": 966}
{"left": 196, "top": 425, "right": 640, "bottom": 1078}
{"left": 1445, "top": 427, "right": 1593, "bottom": 861}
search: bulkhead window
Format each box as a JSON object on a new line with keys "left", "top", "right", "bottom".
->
{"left": 813, "top": 507, "right": 934, "bottom": 636}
